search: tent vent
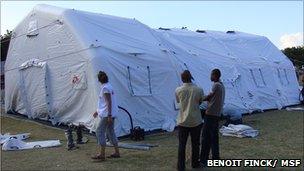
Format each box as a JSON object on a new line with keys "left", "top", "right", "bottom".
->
{"left": 181, "top": 27, "right": 187, "bottom": 29}
{"left": 196, "top": 30, "right": 206, "bottom": 33}
{"left": 55, "top": 19, "right": 63, "bottom": 25}
{"left": 226, "top": 31, "right": 235, "bottom": 34}
{"left": 27, "top": 20, "right": 39, "bottom": 37}
{"left": 159, "top": 27, "right": 171, "bottom": 31}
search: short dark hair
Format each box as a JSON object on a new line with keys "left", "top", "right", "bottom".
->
{"left": 181, "top": 70, "right": 192, "bottom": 83}
{"left": 98, "top": 71, "right": 108, "bottom": 83}
{"left": 212, "top": 69, "right": 221, "bottom": 79}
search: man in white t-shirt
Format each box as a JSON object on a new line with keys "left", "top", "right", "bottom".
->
{"left": 91, "top": 71, "right": 120, "bottom": 161}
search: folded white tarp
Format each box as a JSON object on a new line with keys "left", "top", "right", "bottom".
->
{"left": 2, "top": 138, "right": 61, "bottom": 151}
{"left": 219, "top": 124, "right": 258, "bottom": 138}
{"left": 0, "top": 133, "right": 30, "bottom": 145}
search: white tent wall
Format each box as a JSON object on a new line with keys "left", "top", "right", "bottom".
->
{"left": 5, "top": 4, "right": 300, "bottom": 137}
{"left": 75, "top": 13, "right": 182, "bottom": 135}
{"left": 5, "top": 4, "right": 182, "bottom": 137}
{"left": 155, "top": 29, "right": 299, "bottom": 115}
{"left": 5, "top": 5, "right": 98, "bottom": 128}
{"left": 217, "top": 34, "right": 299, "bottom": 108}
{"left": 90, "top": 48, "right": 179, "bottom": 136}
{"left": 155, "top": 29, "right": 251, "bottom": 117}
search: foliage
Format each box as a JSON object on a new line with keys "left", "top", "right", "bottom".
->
{"left": 1, "top": 30, "right": 12, "bottom": 61}
{"left": 282, "top": 46, "right": 304, "bottom": 68}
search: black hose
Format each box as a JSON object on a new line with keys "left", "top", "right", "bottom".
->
{"left": 118, "top": 106, "right": 134, "bottom": 130}
{"left": 300, "top": 87, "right": 304, "bottom": 104}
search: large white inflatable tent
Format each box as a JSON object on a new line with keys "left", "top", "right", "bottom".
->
{"left": 5, "top": 4, "right": 300, "bottom": 136}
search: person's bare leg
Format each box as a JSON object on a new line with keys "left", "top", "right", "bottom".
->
{"left": 114, "top": 146, "right": 120, "bottom": 155}
{"left": 100, "top": 146, "right": 106, "bottom": 158}
{"left": 106, "top": 118, "right": 120, "bottom": 157}
{"left": 92, "top": 146, "right": 106, "bottom": 161}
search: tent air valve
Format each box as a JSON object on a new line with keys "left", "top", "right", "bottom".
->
{"left": 76, "top": 125, "right": 87, "bottom": 144}
{"left": 64, "top": 125, "right": 76, "bottom": 150}
{"left": 55, "top": 19, "right": 63, "bottom": 25}
{"left": 64, "top": 124, "right": 87, "bottom": 150}
{"left": 247, "top": 91, "right": 254, "bottom": 98}
{"left": 277, "top": 89, "right": 281, "bottom": 96}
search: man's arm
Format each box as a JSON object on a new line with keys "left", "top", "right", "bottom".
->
{"left": 203, "top": 84, "right": 218, "bottom": 101}
{"left": 175, "top": 92, "right": 180, "bottom": 103}
{"left": 199, "top": 89, "right": 205, "bottom": 104}
{"left": 104, "top": 93, "right": 112, "bottom": 117}
{"left": 93, "top": 111, "right": 98, "bottom": 118}
{"left": 203, "top": 92, "right": 214, "bottom": 101}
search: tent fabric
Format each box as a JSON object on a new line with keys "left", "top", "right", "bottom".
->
{"left": 5, "top": 4, "right": 300, "bottom": 136}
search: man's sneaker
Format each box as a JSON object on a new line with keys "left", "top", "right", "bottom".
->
{"left": 200, "top": 162, "right": 207, "bottom": 168}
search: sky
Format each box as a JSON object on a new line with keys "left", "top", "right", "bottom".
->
{"left": 1, "top": 1, "right": 303, "bottom": 49}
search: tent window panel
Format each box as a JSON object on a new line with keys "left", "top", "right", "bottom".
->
{"left": 277, "top": 69, "right": 289, "bottom": 86}
{"left": 250, "top": 68, "right": 266, "bottom": 87}
{"left": 127, "top": 66, "right": 152, "bottom": 96}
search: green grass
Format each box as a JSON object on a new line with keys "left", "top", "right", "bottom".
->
{"left": 1, "top": 109, "right": 303, "bottom": 170}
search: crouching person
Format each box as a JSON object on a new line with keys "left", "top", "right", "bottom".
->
{"left": 91, "top": 71, "right": 120, "bottom": 161}
{"left": 175, "top": 70, "right": 204, "bottom": 171}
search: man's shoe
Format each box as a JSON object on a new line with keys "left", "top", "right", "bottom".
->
{"left": 91, "top": 154, "right": 106, "bottom": 162}
{"left": 107, "top": 153, "right": 121, "bottom": 158}
{"left": 200, "top": 162, "right": 207, "bottom": 168}
{"left": 192, "top": 165, "right": 200, "bottom": 169}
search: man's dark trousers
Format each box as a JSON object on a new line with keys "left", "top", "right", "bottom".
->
{"left": 200, "top": 115, "right": 220, "bottom": 165}
{"left": 178, "top": 124, "right": 202, "bottom": 171}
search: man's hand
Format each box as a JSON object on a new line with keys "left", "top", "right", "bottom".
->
{"left": 203, "top": 93, "right": 214, "bottom": 102}
{"left": 107, "top": 116, "right": 113, "bottom": 125}
{"left": 93, "top": 111, "right": 98, "bottom": 118}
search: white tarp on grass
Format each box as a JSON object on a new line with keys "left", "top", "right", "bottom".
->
{"left": 2, "top": 138, "right": 61, "bottom": 151}
{"left": 220, "top": 124, "right": 259, "bottom": 138}
{"left": 0, "top": 133, "right": 30, "bottom": 145}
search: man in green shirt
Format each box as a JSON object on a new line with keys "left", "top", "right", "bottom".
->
{"left": 175, "top": 70, "right": 204, "bottom": 171}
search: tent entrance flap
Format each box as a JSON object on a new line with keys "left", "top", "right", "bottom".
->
{"left": 18, "top": 62, "right": 51, "bottom": 119}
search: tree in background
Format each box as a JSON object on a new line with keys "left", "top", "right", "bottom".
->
{"left": 1, "top": 30, "right": 12, "bottom": 90}
{"left": 282, "top": 46, "right": 304, "bottom": 69}
{"left": 1, "top": 30, "right": 12, "bottom": 62}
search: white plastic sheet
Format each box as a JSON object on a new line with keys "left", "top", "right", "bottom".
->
{"left": 219, "top": 124, "right": 259, "bottom": 138}
{"left": 2, "top": 138, "right": 61, "bottom": 151}
{"left": 0, "top": 133, "right": 30, "bottom": 145}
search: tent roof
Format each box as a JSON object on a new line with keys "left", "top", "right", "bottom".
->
{"left": 27, "top": 4, "right": 290, "bottom": 66}
{"left": 155, "top": 28, "right": 291, "bottom": 66}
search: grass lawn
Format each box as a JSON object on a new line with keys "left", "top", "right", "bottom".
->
{"left": 1, "top": 108, "right": 303, "bottom": 170}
